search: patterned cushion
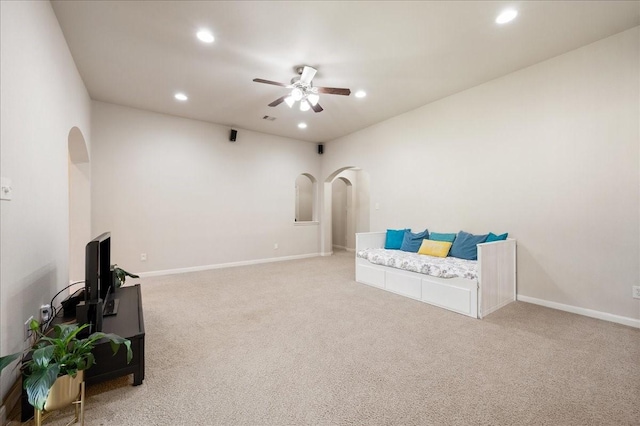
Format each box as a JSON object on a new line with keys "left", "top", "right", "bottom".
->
{"left": 356, "top": 248, "right": 478, "bottom": 279}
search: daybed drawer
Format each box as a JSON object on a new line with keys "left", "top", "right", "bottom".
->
{"left": 356, "top": 263, "right": 385, "bottom": 289}
{"left": 421, "top": 278, "right": 474, "bottom": 316}
{"left": 386, "top": 269, "right": 422, "bottom": 300}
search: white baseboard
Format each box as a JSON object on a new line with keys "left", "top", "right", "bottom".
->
{"left": 517, "top": 294, "right": 640, "bottom": 328}
{"left": 138, "top": 253, "right": 321, "bottom": 278}
{"left": 332, "top": 245, "right": 356, "bottom": 253}
{"left": 320, "top": 251, "right": 333, "bottom": 257}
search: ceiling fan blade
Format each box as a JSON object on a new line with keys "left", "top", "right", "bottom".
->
{"left": 310, "top": 102, "right": 323, "bottom": 113}
{"left": 316, "top": 87, "right": 351, "bottom": 96}
{"left": 253, "top": 78, "right": 289, "bottom": 88}
{"left": 299, "top": 66, "right": 317, "bottom": 85}
{"left": 268, "top": 95, "right": 288, "bottom": 107}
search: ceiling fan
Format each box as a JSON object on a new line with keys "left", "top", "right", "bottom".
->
{"left": 253, "top": 66, "right": 351, "bottom": 113}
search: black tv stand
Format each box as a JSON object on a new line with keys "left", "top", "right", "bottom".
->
{"left": 21, "top": 285, "right": 145, "bottom": 421}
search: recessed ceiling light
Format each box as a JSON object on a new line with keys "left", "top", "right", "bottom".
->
{"left": 196, "top": 30, "right": 215, "bottom": 43}
{"left": 496, "top": 9, "right": 518, "bottom": 24}
{"left": 355, "top": 90, "right": 367, "bottom": 98}
{"left": 174, "top": 93, "right": 188, "bottom": 101}
{"left": 298, "top": 123, "right": 307, "bottom": 129}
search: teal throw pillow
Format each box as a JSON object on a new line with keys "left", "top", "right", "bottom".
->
{"left": 384, "top": 229, "right": 409, "bottom": 250}
{"left": 486, "top": 232, "right": 508, "bottom": 242}
{"left": 400, "top": 229, "right": 429, "bottom": 252}
{"left": 449, "top": 231, "right": 489, "bottom": 260}
{"left": 429, "top": 232, "right": 457, "bottom": 243}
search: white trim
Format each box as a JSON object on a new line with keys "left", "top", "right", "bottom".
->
{"left": 293, "top": 221, "right": 319, "bottom": 226}
{"left": 138, "top": 253, "right": 320, "bottom": 278}
{"left": 320, "top": 251, "right": 333, "bottom": 257}
{"left": 517, "top": 295, "right": 640, "bottom": 329}
{"left": 332, "top": 245, "right": 356, "bottom": 253}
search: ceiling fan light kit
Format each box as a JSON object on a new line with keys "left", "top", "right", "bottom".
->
{"left": 253, "top": 65, "right": 351, "bottom": 113}
{"left": 307, "top": 94, "right": 319, "bottom": 106}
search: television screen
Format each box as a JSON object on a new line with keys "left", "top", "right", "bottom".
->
{"left": 85, "top": 232, "right": 112, "bottom": 302}
{"left": 82, "top": 232, "right": 112, "bottom": 332}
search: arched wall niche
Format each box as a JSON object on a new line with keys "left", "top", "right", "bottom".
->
{"left": 68, "top": 126, "right": 89, "bottom": 164}
{"left": 68, "top": 126, "right": 91, "bottom": 283}
{"left": 295, "top": 173, "right": 318, "bottom": 222}
{"left": 322, "top": 166, "right": 370, "bottom": 254}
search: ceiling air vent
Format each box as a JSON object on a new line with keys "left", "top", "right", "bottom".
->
{"left": 262, "top": 116, "right": 277, "bottom": 121}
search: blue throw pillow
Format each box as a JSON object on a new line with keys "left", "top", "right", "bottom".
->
{"left": 449, "top": 231, "right": 489, "bottom": 260}
{"left": 400, "top": 229, "right": 429, "bottom": 252}
{"left": 384, "top": 229, "right": 409, "bottom": 250}
{"left": 486, "top": 232, "right": 508, "bottom": 242}
{"left": 429, "top": 232, "right": 457, "bottom": 243}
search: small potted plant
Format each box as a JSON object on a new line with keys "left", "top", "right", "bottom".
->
{"left": 0, "top": 320, "right": 132, "bottom": 412}
{"left": 112, "top": 264, "right": 139, "bottom": 288}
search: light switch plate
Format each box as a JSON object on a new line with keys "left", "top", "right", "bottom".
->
{"left": 1, "top": 177, "right": 12, "bottom": 201}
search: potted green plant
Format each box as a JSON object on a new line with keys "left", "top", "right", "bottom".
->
{"left": 0, "top": 320, "right": 132, "bottom": 411}
{"left": 112, "top": 264, "right": 139, "bottom": 288}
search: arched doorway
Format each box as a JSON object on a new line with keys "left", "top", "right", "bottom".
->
{"left": 322, "top": 167, "right": 370, "bottom": 254}
{"left": 331, "top": 177, "right": 352, "bottom": 251}
{"left": 68, "top": 127, "right": 90, "bottom": 283}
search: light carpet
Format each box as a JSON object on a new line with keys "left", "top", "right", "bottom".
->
{"left": 38, "top": 251, "right": 639, "bottom": 425}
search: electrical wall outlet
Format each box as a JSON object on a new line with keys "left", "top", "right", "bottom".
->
{"left": 24, "top": 316, "right": 34, "bottom": 341}
{"left": 274, "top": 243, "right": 278, "bottom": 249}
{"left": 140, "top": 253, "right": 147, "bottom": 261}
{"left": 633, "top": 286, "right": 640, "bottom": 299}
{"left": 0, "top": 177, "right": 13, "bottom": 201}
{"left": 40, "top": 304, "right": 51, "bottom": 323}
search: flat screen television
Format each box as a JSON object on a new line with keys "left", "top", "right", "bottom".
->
{"left": 85, "top": 232, "right": 112, "bottom": 303}
{"left": 79, "top": 232, "right": 118, "bottom": 332}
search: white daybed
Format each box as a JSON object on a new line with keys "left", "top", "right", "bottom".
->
{"left": 355, "top": 232, "right": 516, "bottom": 318}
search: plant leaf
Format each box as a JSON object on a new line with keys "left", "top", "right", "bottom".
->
{"left": 31, "top": 346, "right": 55, "bottom": 369}
{"left": 101, "top": 334, "right": 133, "bottom": 364}
{"left": 24, "top": 364, "right": 60, "bottom": 410}
{"left": 0, "top": 353, "right": 21, "bottom": 373}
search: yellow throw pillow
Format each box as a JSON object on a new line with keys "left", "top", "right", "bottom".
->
{"left": 418, "top": 239, "right": 452, "bottom": 258}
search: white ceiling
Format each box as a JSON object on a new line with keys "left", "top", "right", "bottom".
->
{"left": 51, "top": 1, "right": 639, "bottom": 143}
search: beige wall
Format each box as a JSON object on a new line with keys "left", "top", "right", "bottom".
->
{"left": 90, "top": 102, "right": 321, "bottom": 273}
{"left": 0, "top": 1, "right": 92, "bottom": 399}
{"left": 68, "top": 127, "right": 92, "bottom": 283}
{"left": 322, "top": 27, "right": 640, "bottom": 321}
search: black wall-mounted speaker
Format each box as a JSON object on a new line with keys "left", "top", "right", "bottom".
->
{"left": 229, "top": 129, "right": 237, "bottom": 142}
{"left": 318, "top": 144, "right": 324, "bottom": 155}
